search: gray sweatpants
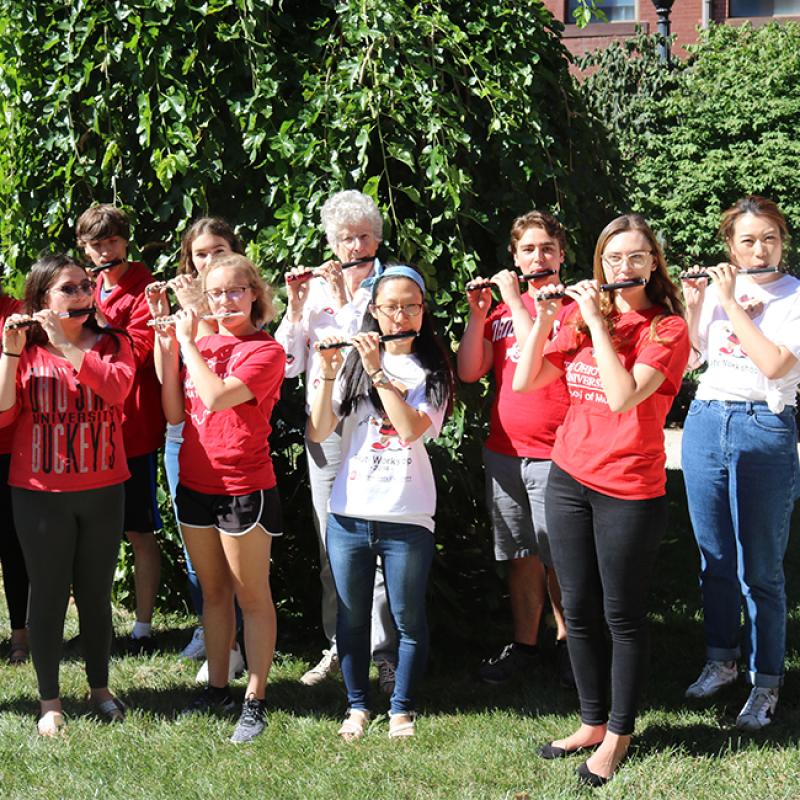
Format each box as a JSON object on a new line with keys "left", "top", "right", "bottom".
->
{"left": 12, "top": 484, "right": 124, "bottom": 700}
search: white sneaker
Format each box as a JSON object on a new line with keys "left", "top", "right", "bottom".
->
{"left": 736, "top": 687, "right": 779, "bottom": 731}
{"left": 195, "top": 644, "right": 246, "bottom": 684}
{"left": 300, "top": 649, "right": 339, "bottom": 686}
{"left": 376, "top": 660, "right": 396, "bottom": 695}
{"left": 685, "top": 660, "right": 738, "bottom": 699}
{"left": 180, "top": 627, "right": 206, "bottom": 660}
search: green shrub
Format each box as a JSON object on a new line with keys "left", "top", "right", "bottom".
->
{"left": 579, "top": 23, "right": 800, "bottom": 269}
{"left": 0, "top": 1, "right": 621, "bottom": 642}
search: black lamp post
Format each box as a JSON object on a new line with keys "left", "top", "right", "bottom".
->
{"left": 651, "top": 0, "right": 675, "bottom": 65}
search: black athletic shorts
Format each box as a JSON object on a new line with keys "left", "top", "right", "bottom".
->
{"left": 175, "top": 484, "right": 283, "bottom": 537}
{"left": 124, "top": 452, "right": 163, "bottom": 533}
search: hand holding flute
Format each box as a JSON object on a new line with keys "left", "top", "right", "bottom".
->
{"left": 148, "top": 310, "right": 245, "bottom": 329}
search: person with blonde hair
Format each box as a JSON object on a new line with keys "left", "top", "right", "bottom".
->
{"left": 155, "top": 253, "right": 285, "bottom": 743}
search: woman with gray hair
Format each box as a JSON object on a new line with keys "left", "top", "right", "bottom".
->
{"left": 275, "top": 189, "right": 398, "bottom": 689}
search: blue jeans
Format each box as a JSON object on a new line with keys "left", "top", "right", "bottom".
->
{"left": 326, "top": 514, "right": 434, "bottom": 715}
{"left": 682, "top": 399, "right": 799, "bottom": 688}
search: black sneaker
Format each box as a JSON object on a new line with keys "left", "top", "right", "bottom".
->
{"left": 181, "top": 686, "right": 237, "bottom": 717}
{"left": 230, "top": 697, "right": 267, "bottom": 744}
{"left": 478, "top": 643, "right": 539, "bottom": 684}
{"left": 556, "top": 639, "right": 576, "bottom": 690}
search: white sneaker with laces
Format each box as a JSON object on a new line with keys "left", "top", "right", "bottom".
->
{"left": 685, "top": 660, "right": 738, "bottom": 699}
{"left": 195, "top": 644, "right": 246, "bottom": 684}
{"left": 736, "top": 687, "right": 779, "bottom": 731}
{"left": 300, "top": 649, "right": 339, "bottom": 686}
{"left": 180, "top": 627, "right": 206, "bottom": 660}
{"left": 376, "top": 660, "right": 396, "bottom": 694}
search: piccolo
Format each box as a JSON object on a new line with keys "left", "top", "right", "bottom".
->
{"left": 317, "top": 331, "right": 419, "bottom": 350}
{"left": 88, "top": 258, "right": 124, "bottom": 274}
{"left": 5, "top": 307, "right": 96, "bottom": 330}
{"left": 679, "top": 266, "right": 779, "bottom": 280}
{"left": 534, "top": 278, "right": 647, "bottom": 301}
{"left": 285, "top": 255, "right": 376, "bottom": 284}
{"left": 147, "top": 311, "right": 245, "bottom": 328}
{"left": 466, "top": 269, "right": 557, "bottom": 292}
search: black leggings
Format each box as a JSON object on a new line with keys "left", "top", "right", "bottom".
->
{"left": 12, "top": 484, "right": 124, "bottom": 700}
{"left": 545, "top": 463, "right": 666, "bottom": 735}
{"left": 0, "top": 454, "right": 29, "bottom": 630}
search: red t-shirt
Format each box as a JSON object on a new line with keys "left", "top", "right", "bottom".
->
{"left": 483, "top": 294, "right": 570, "bottom": 458}
{"left": 544, "top": 305, "right": 690, "bottom": 499}
{"left": 95, "top": 261, "right": 165, "bottom": 457}
{"left": 0, "top": 295, "right": 23, "bottom": 455}
{"left": 0, "top": 335, "right": 135, "bottom": 491}
{"left": 179, "top": 332, "right": 286, "bottom": 495}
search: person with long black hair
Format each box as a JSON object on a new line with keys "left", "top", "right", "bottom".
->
{"left": 309, "top": 265, "right": 454, "bottom": 740}
{"left": 0, "top": 254, "right": 134, "bottom": 736}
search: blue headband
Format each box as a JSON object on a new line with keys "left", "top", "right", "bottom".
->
{"left": 370, "top": 265, "right": 426, "bottom": 301}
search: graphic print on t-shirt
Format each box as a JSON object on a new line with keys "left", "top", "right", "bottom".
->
{"left": 718, "top": 327, "right": 747, "bottom": 359}
{"left": 27, "top": 365, "right": 117, "bottom": 475}
{"left": 184, "top": 346, "right": 243, "bottom": 427}
{"left": 563, "top": 348, "right": 609, "bottom": 407}
{"left": 369, "top": 413, "right": 411, "bottom": 452}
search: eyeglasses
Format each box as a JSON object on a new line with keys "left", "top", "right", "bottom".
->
{"left": 373, "top": 303, "right": 423, "bottom": 318}
{"left": 337, "top": 233, "right": 373, "bottom": 248}
{"left": 205, "top": 286, "right": 250, "bottom": 302}
{"left": 47, "top": 279, "right": 94, "bottom": 297}
{"left": 602, "top": 251, "right": 653, "bottom": 269}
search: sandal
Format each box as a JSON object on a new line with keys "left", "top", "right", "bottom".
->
{"left": 388, "top": 711, "right": 416, "bottom": 739}
{"left": 8, "top": 643, "right": 29, "bottom": 665}
{"left": 337, "top": 709, "right": 370, "bottom": 741}
{"left": 37, "top": 710, "right": 66, "bottom": 737}
{"left": 93, "top": 696, "right": 126, "bottom": 723}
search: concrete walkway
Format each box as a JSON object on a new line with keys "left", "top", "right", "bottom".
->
{"left": 664, "top": 428, "right": 683, "bottom": 471}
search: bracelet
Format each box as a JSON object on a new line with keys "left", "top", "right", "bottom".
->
{"left": 320, "top": 375, "right": 336, "bottom": 382}
{"left": 368, "top": 368, "right": 383, "bottom": 379}
{"left": 2, "top": 351, "right": 21, "bottom": 358}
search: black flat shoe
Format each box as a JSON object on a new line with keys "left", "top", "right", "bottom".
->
{"left": 539, "top": 742, "right": 582, "bottom": 759}
{"left": 577, "top": 761, "right": 609, "bottom": 788}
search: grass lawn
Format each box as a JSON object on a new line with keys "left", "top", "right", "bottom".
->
{"left": 1, "top": 473, "right": 799, "bottom": 799}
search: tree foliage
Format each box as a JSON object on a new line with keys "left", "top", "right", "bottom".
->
{"left": 0, "top": 0, "right": 620, "bottom": 637}
{"left": 578, "top": 23, "right": 800, "bottom": 269}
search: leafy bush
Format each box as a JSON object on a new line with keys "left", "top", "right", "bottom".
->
{"left": 578, "top": 23, "right": 800, "bottom": 269}
{"left": 0, "top": 0, "right": 621, "bottom": 642}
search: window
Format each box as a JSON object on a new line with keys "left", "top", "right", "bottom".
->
{"left": 567, "top": 0, "right": 636, "bottom": 23}
{"left": 730, "top": 0, "right": 800, "bottom": 14}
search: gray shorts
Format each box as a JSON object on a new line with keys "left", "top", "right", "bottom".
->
{"left": 484, "top": 446, "right": 553, "bottom": 566}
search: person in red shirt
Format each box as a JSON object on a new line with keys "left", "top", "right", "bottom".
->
{"left": 0, "top": 290, "right": 30, "bottom": 664}
{"left": 77, "top": 205, "right": 166, "bottom": 652}
{"left": 156, "top": 253, "right": 285, "bottom": 744}
{"left": 457, "top": 211, "right": 573, "bottom": 687}
{"left": 513, "top": 215, "right": 690, "bottom": 787}
{"left": 0, "top": 254, "right": 135, "bottom": 736}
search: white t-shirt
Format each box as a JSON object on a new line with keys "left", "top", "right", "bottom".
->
{"left": 695, "top": 274, "right": 800, "bottom": 412}
{"left": 274, "top": 270, "right": 375, "bottom": 413}
{"left": 328, "top": 352, "right": 446, "bottom": 532}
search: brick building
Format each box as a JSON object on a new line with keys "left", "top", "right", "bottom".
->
{"left": 542, "top": 0, "right": 800, "bottom": 58}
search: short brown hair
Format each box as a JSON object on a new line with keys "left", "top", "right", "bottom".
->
{"left": 202, "top": 253, "right": 275, "bottom": 328}
{"left": 76, "top": 204, "right": 131, "bottom": 244}
{"left": 508, "top": 210, "right": 567, "bottom": 256}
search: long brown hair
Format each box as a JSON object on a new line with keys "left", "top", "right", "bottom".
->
{"left": 573, "top": 215, "right": 684, "bottom": 345}
{"left": 178, "top": 217, "right": 244, "bottom": 276}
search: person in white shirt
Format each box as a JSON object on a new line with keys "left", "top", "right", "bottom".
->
{"left": 274, "top": 190, "right": 398, "bottom": 689}
{"left": 308, "top": 266, "right": 454, "bottom": 740}
{"left": 682, "top": 195, "right": 800, "bottom": 732}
